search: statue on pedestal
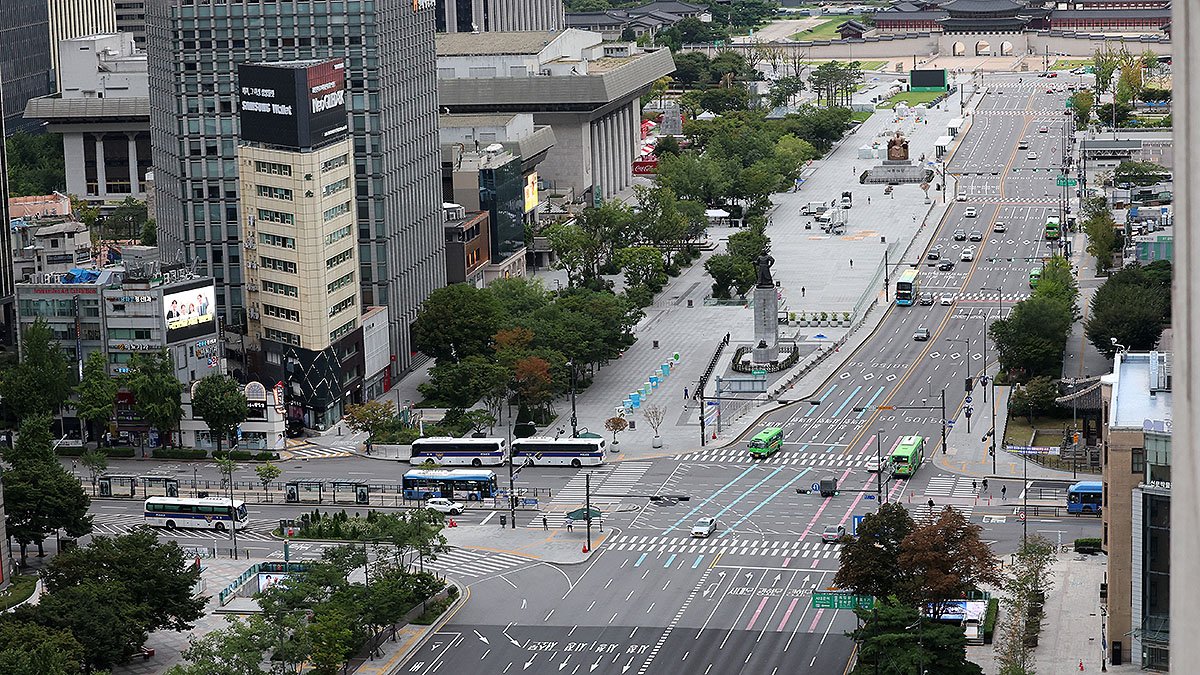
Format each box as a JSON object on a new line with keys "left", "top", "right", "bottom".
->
{"left": 887, "top": 131, "right": 910, "bottom": 162}
{"left": 754, "top": 252, "right": 775, "bottom": 287}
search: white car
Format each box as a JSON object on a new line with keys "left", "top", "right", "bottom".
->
{"left": 1026, "top": 152, "right": 1038, "bottom": 161}
{"left": 956, "top": 192, "right": 967, "bottom": 202}
{"left": 993, "top": 221, "right": 1007, "bottom": 233}
{"left": 964, "top": 207, "right": 978, "bottom": 218}
{"left": 691, "top": 517, "right": 717, "bottom": 538}
{"left": 865, "top": 457, "right": 886, "bottom": 473}
{"left": 424, "top": 498, "right": 464, "bottom": 515}
{"left": 961, "top": 247, "right": 975, "bottom": 262}
{"left": 940, "top": 293, "right": 955, "bottom": 306}
{"left": 821, "top": 525, "right": 847, "bottom": 543}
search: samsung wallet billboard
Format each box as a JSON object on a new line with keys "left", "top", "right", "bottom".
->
{"left": 238, "top": 59, "right": 348, "bottom": 149}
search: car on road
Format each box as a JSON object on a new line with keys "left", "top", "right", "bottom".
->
{"left": 918, "top": 292, "right": 934, "bottom": 306}
{"left": 956, "top": 192, "right": 967, "bottom": 202}
{"left": 937, "top": 259, "right": 955, "bottom": 271}
{"left": 953, "top": 229, "right": 967, "bottom": 241}
{"left": 424, "top": 498, "right": 464, "bottom": 516}
{"left": 927, "top": 245, "right": 942, "bottom": 260}
{"left": 969, "top": 230, "right": 983, "bottom": 242}
{"left": 940, "top": 293, "right": 955, "bottom": 305}
{"left": 960, "top": 247, "right": 976, "bottom": 262}
{"left": 964, "top": 207, "right": 978, "bottom": 218}
{"left": 822, "top": 525, "right": 847, "bottom": 542}
{"left": 865, "top": 457, "right": 885, "bottom": 473}
{"left": 913, "top": 327, "right": 930, "bottom": 341}
{"left": 1046, "top": 88, "right": 1055, "bottom": 94}
{"left": 1039, "top": 125, "right": 1049, "bottom": 133}
{"left": 1017, "top": 140, "right": 1029, "bottom": 150}
{"left": 1026, "top": 152, "right": 1038, "bottom": 161}
{"left": 993, "top": 221, "right": 1007, "bottom": 233}
{"left": 691, "top": 517, "right": 717, "bottom": 538}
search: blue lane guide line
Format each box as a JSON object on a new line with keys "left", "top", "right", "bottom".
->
{"left": 634, "top": 553, "right": 648, "bottom": 568}
{"left": 830, "top": 385, "right": 863, "bottom": 419}
{"left": 806, "top": 384, "right": 838, "bottom": 417}
{"left": 720, "top": 468, "right": 812, "bottom": 536}
{"left": 663, "top": 554, "right": 677, "bottom": 568}
{"left": 692, "top": 555, "right": 705, "bottom": 569}
{"left": 857, "top": 386, "right": 887, "bottom": 418}
{"left": 664, "top": 464, "right": 758, "bottom": 533}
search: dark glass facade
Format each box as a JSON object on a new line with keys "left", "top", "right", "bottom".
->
{"left": 479, "top": 158, "right": 524, "bottom": 263}
{"left": 1141, "top": 491, "right": 1169, "bottom": 669}
{"left": 0, "top": 0, "right": 52, "bottom": 135}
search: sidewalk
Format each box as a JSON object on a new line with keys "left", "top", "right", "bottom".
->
{"left": 443, "top": 523, "right": 610, "bottom": 565}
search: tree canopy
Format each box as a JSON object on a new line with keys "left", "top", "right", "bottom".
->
{"left": 989, "top": 255, "right": 1077, "bottom": 381}
{"left": 191, "top": 374, "right": 249, "bottom": 454}
{"left": 123, "top": 350, "right": 184, "bottom": 447}
{"left": 0, "top": 318, "right": 73, "bottom": 422}
{"left": 1085, "top": 261, "right": 1172, "bottom": 356}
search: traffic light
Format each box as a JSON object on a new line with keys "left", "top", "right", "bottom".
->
{"left": 965, "top": 377, "right": 974, "bottom": 392}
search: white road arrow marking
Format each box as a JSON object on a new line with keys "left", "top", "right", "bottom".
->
{"left": 745, "top": 572, "right": 753, "bottom": 583}
{"left": 524, "top": 655, "right": 537, "bottom": 670}
{"left": 802, "top": 575, "right": 811, "bottom": 586}
{"left": 718, "top": 571, "right": 726, "bottom": 578}
{"left": 622, "top": 657, "right": 635, "bottom": 673}
{"left": 475, "top": 630, "right": 490, "bottom": 645}
{"left": 590, "top": 655, "right": 604, "bottom": 672}
{"left": 560, "top": 656, "right": 571, "bottom": 670}
{"left": 773, "top": 574, "right": 781, "bottom": 585}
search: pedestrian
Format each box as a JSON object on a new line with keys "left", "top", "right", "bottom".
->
{"left": 566, "top": 519, "right": 573, "bottom": 532}
{"left": 927, "top": 498, "right": 935, "bottom": 510}
{"left": 542, "top": 515, "right": 548, "bottom": 531}
{"left": 972, "top": 479, "right": 978, "bottom": 491}
{"left": 849, "top": 259, "right": 853, "bottom": 268}
{"left": 867, "top": 196, "right": 871, "bottom": 204}
{"left": 1001, "top": 485, "right": 1007, "bottom": 500}
{"left": 801, "top": 286, "right": 806, "bottom": 298}
{"left": 683, "top": 387, "right": 689, "bottom": 399}
{"left": 982, "top": 478, "right": 989, "bottom": 492}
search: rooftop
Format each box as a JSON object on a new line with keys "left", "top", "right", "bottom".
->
{"left": 1105, "top": 351, "right": 1172, "bottom": 430}
{"left": 437, "top": 31, "right": 583, "bottom": 57}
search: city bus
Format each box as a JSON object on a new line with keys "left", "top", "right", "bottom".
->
{"left": 511, "top": 437, "right": 606, "bottom": 468}
{"left": 1066, "top": 481, "right": 1103, "bottom": 514}
{"left": 410, "top": 437, "right": 507, "bottom": 467}
{"left": 143, "top": 497, "right": 248, "bottom": 531}
{"left": 402, "top": 468, "right": 499, "bottom": 501}
{"left": 895, "top": 268, "right": 920, "bottom": 306}
{"left": 889, "top": 435, "right": 926, "bottom": 478}
{"left": 1044, "top": 216, "right": 1061, "bottom": 240}
{"left": 1028, "top": 268, "right": 1042, "bottom": 288}
{"left": 748, "top": 427, "right": 784, "bottom": 458}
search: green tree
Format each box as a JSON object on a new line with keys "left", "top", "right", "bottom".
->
{"left": 421, "top": 355, "right": 512, "bottom": 408}
{"left": 704, "top": 254, "right": 754, "bottom": 299}
{"left": 850, "top": 599, "right": 981, "bottom": 675}
{"left": 653, "top": 135, "right": 681, "bottom": 158}
{"left": 411, "top": 284, "right": 503, "bottom": 360}
{"left": 3, "top": 132, "right": 66, "bottom": 196}
{"left": 342, "top": 400, "right": 398, "bottom": 440}
{"left": 726, "top": 223, "right": 771, "bottom": 262}
{"left": 1069, "top": 89, "right": 1094, "bottom": 130}
{"left": 699, "top": 85, "right": 750, "bottom": 114}
{"left": 989, "top": 295, "right": 1073, "bottom": 379}
{"left": 0, "top": 318, "right": 72, "bottom": 421}
{"left": 1008, "top": 376, "right": 1061, "bottom": 423}
{"left": 654, "top": 152, "right": 730, "bottom": 205}
{"left": 191, "top": 373, "right": 249, "bottom": 456}
{"left": 69, "top": 194, "right": 101, "bottom": 231}
{"left": 633, "top": 185, "right": 688, "bottom": 260}
{"left": 671, "top": 52, "right": 711, "bottom": 88}
{"left": 1082, "top": 210, "right": 1120, "bottom": 274}
{"left": 0, "top": 618, "right": 85, "bottom": 674}
{"left": 996, "top": 536, "right": 1057, "bottom": 675}
{"left": 835, "top": 503, "right": 916, "bottom": 599}
{"left": 103, "top": 197, "right": 151, "bottom": 241}
{"left": 75, "top": 350, "right": 117, "bottom": 446}
{"left": 167, "top": 615, "right": 281, "bottom": 675}
{"left": 1085, "top": 277, "right": 1168, "bottom": 356}
{"left": 123, "top": 350, "right": 183, "bottom": 447}
{"left": 615, "top": 246, "right": 667, "bottom": 292}
{"left": 898, "top": 507, "right": 1001, "bottom": 618}
{"left": 141, "top": 218, "right": 158, "bottom": 246}
{"left": 1095, "top": 101, "right": 1133, "bottom": 128}
{"left": 1114, "top": 160, "right": 1170, "bottom": 187}
{"left": 80, "top": 448, "right": 108, "bottom": 493}
{"left": 255, "top": 462, "right": 282, "bottom": 492}
{"left": 1092, "top": 45, "right": 1121, "bottom": 94}
{"left": 26, "top": 579, "right": 149, "bottom": 670}
{"left": 767, "top": 76, "right": 805, "bottom": 110}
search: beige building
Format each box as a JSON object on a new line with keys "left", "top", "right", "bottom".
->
{"left": 47, "top": 0, "right": 118, "bottom": 87}
{"left": 1099, "top": 350, "right": 1172, "bottom": 668}
{"left": 238, "top": 138, "right": 359, "bottom": 354}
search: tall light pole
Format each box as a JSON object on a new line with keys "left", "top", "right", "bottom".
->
{"left": 876, "top": 430, "right": 884, "bottom": 507}
{"left": 1068, "top": 377, "right": 1079, "bottom": 479}
{"left": 946, "top": 336, "right": 972, "bottom": 433}
{"left": 567, "top": 360, "right": 578, "bottom": 438}
{"left": 981, "top": 286, "right": 1003, "bottom": 474}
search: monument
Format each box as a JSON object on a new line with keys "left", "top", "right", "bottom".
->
{"left": 864, "top": 130, "right": 931, "bottom": 185}
{"left": 751, "top": 252, "right": 779, "bottom": 364}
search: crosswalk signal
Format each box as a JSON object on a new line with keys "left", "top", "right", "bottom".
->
{"left": 965, "top": 377, "right": 974, "bottom": 392}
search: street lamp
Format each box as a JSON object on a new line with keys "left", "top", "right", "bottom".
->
{"left": 1067, "top": 377, "right": 1079, "bottom": 479}
{"left": 567, "top": 360, "right": 579, "bottom": 438}
{"left": 980, "top": 286, "right": 1003, "bottom": 474}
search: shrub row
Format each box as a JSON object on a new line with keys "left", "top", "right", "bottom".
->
{"left": 55, "top": 446, "right": 135, "bottom": 458}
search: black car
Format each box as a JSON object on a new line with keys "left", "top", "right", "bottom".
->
{"left": 969, "top": 230, "right": 983, "bottom": 242}
{"left": 953, "top": 229, "right": 967, "bottom": 241}
{"left": 938, "top": 260, "right": 955, "bottom": 271}
{"left": 918, "top": 293, "right": 934, "bottom": 306}
{"left": 927, "top": 246, "right": 942, "bottom": 260}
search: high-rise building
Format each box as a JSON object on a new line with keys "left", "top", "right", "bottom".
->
{"left": 147, "top": 0, "right": 444, "bottom": 376}
{"left": 0, "top": 75, "right": 14, "bottom": 344}
{"left": 435, "top": 0, "right": 564, "bottom": 33}
{"left": 47, "top": 0, "right": 118, "bottom": 87}
{"left": 114, "top": 0, "right": 145, "bottom": 46}
{"left": 0, "top": 0, "right": 53, "bottom": 135}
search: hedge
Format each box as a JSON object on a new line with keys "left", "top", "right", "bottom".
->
{"left": 151, "top": 447, "right": 208, "bottom": 460}
{"left": 55, "top": 447, "right": 136, "bottom": 458}
{"left": 212, "top": 450, "right": 279, "bottom": 462}
{"left": 983, "top": 597, "right": 999, "bottom": 644}
{"left": 1074, "top": 537, "right": 1102, "bottom": 554}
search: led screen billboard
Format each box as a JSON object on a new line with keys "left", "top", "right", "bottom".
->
{"left": 909, "top": 69, "right": 948, "bottom": 91}
{"left": 238, "top": 59, "right": 347, "bottom": 149}
{"left": 164, "top": 282, "right": 217, "bottom": 342}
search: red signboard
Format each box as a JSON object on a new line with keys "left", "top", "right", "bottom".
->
{"left": 632, "top": 159, "right": 659, "bottom": 175}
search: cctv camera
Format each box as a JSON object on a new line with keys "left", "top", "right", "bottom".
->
{"left": 1111, "top": 337, "right": 1118, "bottom": 345}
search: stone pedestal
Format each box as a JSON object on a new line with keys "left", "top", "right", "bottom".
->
{"left": 864, "top": 159, "right": 930, "bottom": 184}
{"left": 752, "top": 285, "right": 779, "bottom": 364}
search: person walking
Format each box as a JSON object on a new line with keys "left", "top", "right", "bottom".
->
{"left": 683, "top": 387, "right": 689, "bottom": 399}
{"left": 566, "top": 519, "right": 573, "bottom": 532}
{"left": 1001, "top": 485, "right": 1007, "bottom": 500}
{"left": 542, "top": 515, "right": 548, "bottom": 531}
{"left": 972, "top": 479, "right": 978, "bottom": 491}
{"left": 982, "top": 479, "right": 989, "bottom": 492}
{"left": 801, "top": 287, "right": 806, "bottom": 297}
{"left": 927, "top": 498, "right": 935, "bottom": 511}
{"left": 849, "top": 259, "right": 854, "bottom": 268}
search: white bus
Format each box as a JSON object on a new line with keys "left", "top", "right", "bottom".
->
{"left": 410, "top": 437, "right": 508, "bottom": 467}
{"left": 511, "top": 437, "right": 606, "bottom": 468}
{"left": 143, "top": 497, "right": 248, "bottom": 531}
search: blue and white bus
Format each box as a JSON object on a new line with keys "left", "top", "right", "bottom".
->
{"left": 144, "top": 497, "right": 248, "bottom": 531}
{"left": 1066, "top": 481, "right": 1102, "bottom": 514}
{"left": 511, "top": 437, "right": 606, "bottom": 468}
{"left": 410, "top": 437, "right": 507, "bottom": 467}
{"left": 402, "top": 469, "right": 499, "bottom": 501}
{"left": 895, "top": 268, "right": 920, "bottom": 306}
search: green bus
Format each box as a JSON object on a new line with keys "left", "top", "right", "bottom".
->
{"left": 1044, "top": 216, "right": 1061, "bottom": 240}
{"left": 1028, "top": 268, "right": 1042, "bottom": 288}
{"left": 895, "top": 268, "right": 920, "bottom": 306}
{"left": 889, "top": 435, "right": 926, "bottom": 477}
{"left": 748, "top": 427, "right": 784, "bottom": 458}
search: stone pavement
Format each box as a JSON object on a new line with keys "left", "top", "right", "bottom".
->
{"left": 443, "top": 523, "right": 607, "bottom": 565}
{"left": 969, "top": 553, "right": 1135, "bottom": 674}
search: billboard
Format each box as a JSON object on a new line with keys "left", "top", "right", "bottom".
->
{"left": 164, "top": 282, "right": 217, "bottom": 342}
{"left": 909, "top": 69, "right": 948, "bottom": 91}
{"left": 523, "top": 172, "right": 539, "bottom": 213}
{"left": 238, "top": 59, "right": 347, "bottom": 149}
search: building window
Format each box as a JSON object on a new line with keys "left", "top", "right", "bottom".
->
{"left": 320, "top": 154, "right": 349, "bottom": 172}
{"left": 330, "top": 318, "right": 356, "bottom": 342}
{"left": 327, "top": 271, "right": 355, "bottom": 294}
{"left": 259, "top": 233, "right": 295, "bottom": 249}
{"left": 257, "top": 208, "right": 294, "bottom": 225}
{"left": 262, "top": 280, "right": 299, "bottom": 297}
{"left": 256, "top": 185, "right": 294, "bottom": 201}
{"left": 263, "top": 304, "right": 300, "bottom": 322}
{"left": 326, "top": 248, "right": 353, "bottom": 269}
{"left": 324, "top": 224, "right": 352, "bottom": 245}
{"left": 1132, "top": 446, "right": 1145, "bottom": 474}
{"left": 323, "top": 202, "right": 352, "bottom": 222}
{"left": 322, "top": 177, "right": 350, "bottom": 197}
{"left": 260, "top": 256, "right": 297, "bottom": 273}
{"left": 254, "top": 160, "right": 292, "bottom": 176}
{"left": 328, "top": 296, "right": 355, "bottom": 318}
{"left": 264, "top": 327, "right": 300, "bottom": 346}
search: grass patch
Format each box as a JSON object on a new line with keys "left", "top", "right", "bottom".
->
{"left": 412, "top": 597, "right": 453, "bottom": 625}
{"left": 0, "top": 574, "right": 38, "bottom": 612}
{"left": 789, "top": 16, "right": 868, "bottom": 42}
{"left": 1003, "top": 413, "right": 1074, "bottom": 446}
{"left": 877, "top": 89, "right": 944, "bottom": 109}
{"left": 850, "top": 110, "right": 874, "bottom": 123}
{"left": 1051, "top": 58, "right": 1092, "bottom": 71}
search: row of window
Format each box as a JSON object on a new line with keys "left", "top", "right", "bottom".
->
{"left": 263, "top": 304, "right": 300, "bottom": 322}
{"left": 265, "top": 327, "right": 300, "bottom": 346}
{"left": 108, "top": 328, "right": 153, "bottom": 340}
{"left": 260, "top": 233, "right": 295, "bottom": 249}
{"left": 323, "top": 177, "right": 350, "bottom": 197}
{"left": 321, "top": 154, "right": 349, "bottom": 172}
{"left": 257, "top": 208, "right": 294, "bottom": 225}
{"left": 256, "top": 185, "right": 293, "bottom": 201}
{"left": 263, "top": 280, "right": 299, "bottom": 297}
{"left": 327, "top": 271, "right": 355, "bottom": 294}
{"left": 325, "top": 224, "right": 352, "bottom": 246}
{"left": 331, "top": 318, "right": 357, "bottom": 342}
{"left": 323, "top": 202, "right": 352, "bottom": 222}
{"left": 326, "top": 248, "right": 353, "bottom": 269}
{"left": 329, "top": 296, "right": 355, "bottom": 318}
{"left": 255, "top": 160, "right": 292, "bottom": 176}
{"left": 260, "top": 256, "right": 296, "bottom": 273}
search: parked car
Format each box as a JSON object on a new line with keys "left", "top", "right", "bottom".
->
{"left": 927, "top": 246, "right": 943, "bottom": 260}
{"left": 937, "top": 260, "right": 955, "bottom": 271}
{"left": 964, "top": 207, "right": 978, "bottom": 218}
{"left": 822, "top": 525, "right": 847, "bottom": 542}
{"left": 425, "top": 498, "right": 464, "bottom": 515}
{"left": 918, "top": 292, "right": 934, "bottom": 306}
{"left": 691, "top": 517, "right": 717, "bottom": 538}
{"left": 913, "top": 327, "right": 931, "bottom": 341}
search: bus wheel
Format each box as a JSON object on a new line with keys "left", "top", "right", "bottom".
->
{"left": 471, "top": 458, "right": 482, "bottom": 467}
{"left": 214, "top": 522, "right": 226, "bottom": 532}
{"left": 572, "top": 459, "right": 582, "bottom": 468}
{"left": 165, "top": 520, "right": 176, "bottom": 531}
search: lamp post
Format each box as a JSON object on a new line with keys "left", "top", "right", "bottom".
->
{"left": 1068, "top": 377, "right": 1079, "bottom": 479}
{"left": 876, "top": 430, "right": 884, "bottom": 506}
{"left": 946, "top": 336, "right": 972, "bottom": 434}
{"left": 567, "top": 360, "right": 579, "bottom": 438}
{"left": 981, "top": 286, "right": 1003, "bottom": 473}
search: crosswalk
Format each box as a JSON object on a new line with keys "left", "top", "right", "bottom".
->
{"left": 671, "top": 447, "right": 872, "bottom": 469}
{"left": 91, "top": 513, "right": 281, "bottom": 541}
{"left": 526, "top": 462, "right": 652, "bottom": 527}
{"left": 976, "top": 109, "right": 1067, "bottom": 117}
{"left": 608, "top": 533, "right": 841, "bottom": 561}
{"left": 954, "top": 291, "right": 1030, "bottom": 303}
{"left": 924, "top": 474, "right": 980, "bottom": 499}
{"left": 282, "top": 445, "right": 356, "bottom": 460}
{"left": 959, "top": 196, "right": 1061, "bottom": 204}
{"left": 264, "top": 542, "right": 536, "bottom": 579}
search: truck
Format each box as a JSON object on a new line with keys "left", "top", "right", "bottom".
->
{"left": 840, "top": 191, "right": 853, "bottom": 208}
{"left": 801, "top": 202, "right": 827, "bottom": 216}
{"left": 963, "top": 618, "right": 984, "bottom": 645}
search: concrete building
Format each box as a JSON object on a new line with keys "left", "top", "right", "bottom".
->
{"left": 442, "top": 203, "right": 490, "bottom": 286}
{"left": 0, "top": 0, "right": 52, "bottom": 135}
{"left": 436, "top": 30, "right": 674, "bottom": 201}
{"left": 146, "top": 0, "right": 444, "bottom": 377}
{"left": 8, "top": 192, "right": 72, "bottom": 219}
{"left": 114, "top": 0, "right": 145, "bottom": 45}
{"left": 47, "top": 0, "right": 118, "bottom": 88}
{"left": 178, "top": 380, "right": 287, "bottom": 451}
{"left": 436, "top": 0, "right": 564, "bottom": 34}
{"left": 1099, "top": 350, "right": 1172, "bottom": 668}
{"left": 11, "top": 218, "right": 94, "bottom": 282}
{"left": 24, "top": 33, "right": 149, "bottom": 205}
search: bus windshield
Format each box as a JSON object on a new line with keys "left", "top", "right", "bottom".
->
{"left": 895, "top": 269, "right": 920, "bottom": 306}
{"left": 889, "top": 435, "right": 926, "bottom": 477}
{"left": 1044, "top": 218, "right": 1061, "bottom": 240}
{"left": 748, "top": 427, "right": 784, "bottom": 457}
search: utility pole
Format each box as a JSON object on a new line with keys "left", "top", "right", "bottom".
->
{"left": 698, "top": 390, "right": 706, "bottom": 447}
{"left": 585, "top": 472, "right": 593, "bottom": 552}
{"left": 507, "top": 396, "right": 517, "bottom": 529}
{"left": 568, "top": 361, "right": 578, "bottom": 438}
{"left": 876, "top": 430, "right": 883, "bottom": 506}
{"left": 940, "top": 389, "right": 947, "bottom": 454}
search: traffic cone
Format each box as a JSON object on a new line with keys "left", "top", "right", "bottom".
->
{"left": 582, "top": 545, "right": 589, "bottom": 553}
{"left": 1079, "top": 660, "right": 1085, "bottom": 671}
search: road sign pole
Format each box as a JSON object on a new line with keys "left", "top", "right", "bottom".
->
{"left": 941, "top": 389, "right": 947, "bottom": 454}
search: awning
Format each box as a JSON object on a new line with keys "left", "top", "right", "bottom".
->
{"left": 705, "top": 209, "right": 731, "bottom": 218}
{"left": 566, "top": 507, "right": 602, "bottom": 521}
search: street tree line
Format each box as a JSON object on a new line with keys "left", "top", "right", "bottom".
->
{"left": 1085, "top": 260, "right": 1171, "bottom": 358}
{"left": 989, "top": 255, "right": 1079, "bottom": 382}
{"left": 1081, "top": 45, "right": 1171, "bottom": 129}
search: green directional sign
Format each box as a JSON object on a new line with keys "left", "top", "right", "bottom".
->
{"left": 812, "top": 592, "right": 874, "bottom": 610}
{"left": 1056, "top": 176, "right": 1078, "bottom": 187}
